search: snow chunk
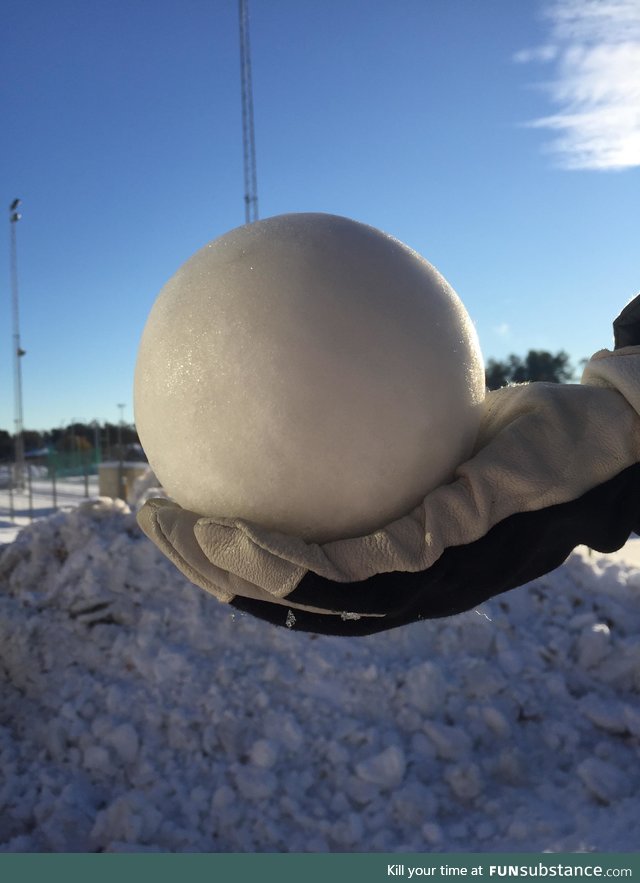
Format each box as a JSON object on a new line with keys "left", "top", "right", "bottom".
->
{"left": 233, "top": 765, "right": 278, "bottom": 801}
{"left": 83, "top": 745, "right": 111, "bottom": 774}
{"left": 577, "top": 758, "right": 631, "bottom": 804}
{"left": 580, "top": 696, "right": 627, "bottom": 734}
{"left": 444, "top": 762, "right": 483, "bottom": 801}
{"left": 422, "top": 822, "right": 444, "bottom": 847}
{"left": 423, "top": 721, "right": 472, "bottom": 761}
{"left": 355, "top": 745, "right": 406, "bottom": 789}
{"left": 249, "top": 739, "right": 279, "bottom": 769}
{"left": 106, "top": 723, "right": 140, "bottom": 765}
{"left": 576, "top": 622, "right": 611, "bottom": 669}
{"left": 399, "top": 661, "right": 446, "bottom": 715}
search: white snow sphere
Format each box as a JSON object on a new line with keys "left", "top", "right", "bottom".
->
{"left": 134, "top": 213, "right": 485, "bottom": 542}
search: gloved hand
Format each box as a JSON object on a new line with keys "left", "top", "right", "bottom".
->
{"left": 138, "top": 295, "right": 640, "bottom": 636}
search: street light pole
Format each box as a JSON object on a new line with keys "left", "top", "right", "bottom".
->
{"left": 117, "top": 403, "right": 125, "bottom": 500}
{"left": 117, "top": 403, "right": 125, "bottom": 450}
{"left": 9, "top": 199, "right": 26, "bottom": 491}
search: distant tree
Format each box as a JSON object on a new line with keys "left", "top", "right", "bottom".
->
{"left": 0, "top": 429, "right": 46, "bottom": 458}
{"left": 102, "top": 422, "right": 139, "bottom": 447}
{"left": 57, "top": 434, "right": 92, "bottom": 454}
{"left": 485, "top": 359, "right": 511, "bottom": 391}
{"left": 2, "top": 422, "right": 142, "bottom": 460}
{"left": 23, "top": 430, "right": 45, "bottom": 452}
{"left": 485, "top": 350, "right": 574, "bottom": 390}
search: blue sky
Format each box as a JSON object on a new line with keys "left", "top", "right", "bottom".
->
{"left": 1, "top": 0, "right": 639, "bottom": 432}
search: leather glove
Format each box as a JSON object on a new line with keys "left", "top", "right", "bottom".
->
{"left": 138, "top": 295, "right": 640, "bottom": 635}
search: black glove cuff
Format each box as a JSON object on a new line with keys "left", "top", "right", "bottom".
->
{"left": 614, "top": 293, "right": 640, "bottom": 349}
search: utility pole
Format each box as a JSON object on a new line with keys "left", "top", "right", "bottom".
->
{"left": 239, "top": 0, "right": 259, "bottom": 223}
{"left": 9, "top": 198, "right": 26, "bottom": 491}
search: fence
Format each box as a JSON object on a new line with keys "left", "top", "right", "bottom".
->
{"left": 0, "top": 454, "right": 100, "bottom": 528}
{"left": 0, "top": 451, "right": 152, "bottom": 532}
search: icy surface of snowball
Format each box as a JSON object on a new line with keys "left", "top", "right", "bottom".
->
{"left": 134, "top": 213, "right": 484, "bottom": 540}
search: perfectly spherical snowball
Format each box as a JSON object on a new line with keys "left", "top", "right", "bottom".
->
{"left": 134, "top": 213, "right": 485, "bottom": 542}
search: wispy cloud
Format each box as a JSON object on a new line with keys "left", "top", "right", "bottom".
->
{"left": 493, "top": 322, "right": 511, "bottom": 337}
{"left": 515, "top": 0, "right": 640, "bottom": 170}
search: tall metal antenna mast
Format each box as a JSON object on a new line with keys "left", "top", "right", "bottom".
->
{"left": 239, "top": 0, "right": 259, "bottom": 223}
{"left": 9, "top": 198, "right": 26, "bottom": 490}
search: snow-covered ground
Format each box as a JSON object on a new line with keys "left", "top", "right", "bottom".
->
{"left": 1, "top": 496, "right": 639, "bottom": 853}
{"left": 0, "top": 475, "right": 100, "bottom": 545}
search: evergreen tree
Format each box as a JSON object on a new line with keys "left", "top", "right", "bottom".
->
{"left": 485, "top": 350, "right": 574, "bottom": 390}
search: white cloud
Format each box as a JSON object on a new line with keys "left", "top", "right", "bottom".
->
{"left": 513, "top": 44, "right": 558, "bottom": 64}
{"left": 493, "top": 322, "right": 511, "bottom": 337}
{"left": 516, "top": 0, "right": 640, "bottom": 170}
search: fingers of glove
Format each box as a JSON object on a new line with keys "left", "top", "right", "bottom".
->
{"left": 137, "top": 499, "right": 397, "bottom": 617}
{"left": 137, "top": 498, "right": 235, "bottom": 601}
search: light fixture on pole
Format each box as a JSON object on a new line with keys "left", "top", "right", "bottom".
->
{"left": 9, "top": 198, "right": 26, "bottom": 491}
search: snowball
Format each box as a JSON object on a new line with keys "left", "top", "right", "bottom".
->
{"left": 134, "top": 213, "right": 485, "bottom": 541}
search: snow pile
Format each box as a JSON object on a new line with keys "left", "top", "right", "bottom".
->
{"left": 1, "top": 498, "right": 640, "bottom": 852}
